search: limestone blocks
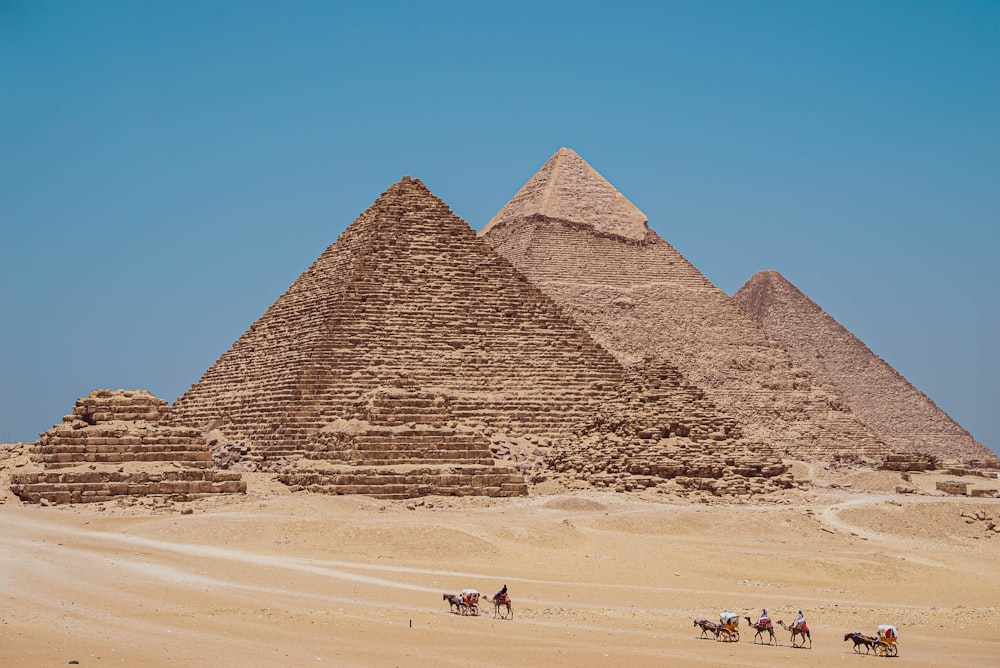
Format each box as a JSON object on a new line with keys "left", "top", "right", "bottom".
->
{"left": 10, "top": 389, "right": 245, "bottom": 505}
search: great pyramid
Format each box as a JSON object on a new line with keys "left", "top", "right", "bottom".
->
{"left": 170, "top": 176, "right": 790, "bottom": 498}
{"left": 734, "top": 270, "right": 998, "bottom": 467}
{"left": 481, "top": 148, "right": 887, "bottom": 461}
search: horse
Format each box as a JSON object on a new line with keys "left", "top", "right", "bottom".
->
{"left": 442, "top": 593, "right": 463, "bottom": 614}
{"left": 777, "top": 620, "right": 812, "bottom": 648}
{"left": 844, "top": 632, "right": 876, "bottom": 654}
{"left": 483, "top": 594, "right": 513, "bottom": 619}
{"left": 693, "top": 619, "right": 720, "bottom": 639}
{"left": 744, "top": 616, "right": 777, "bottom": 645}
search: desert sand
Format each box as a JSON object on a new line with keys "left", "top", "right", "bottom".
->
{"left": 2, "top": 457, "right": 999, "bottom": 668}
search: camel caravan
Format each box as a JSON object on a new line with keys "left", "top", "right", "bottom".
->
{"left": 442, "top": 590, "right": 899, "bottom": 655}
{"left": 442, "top": 586, "right": 513, "bottom": 620}
{"left": 692, "top": 609, "right": 900, "bottom": 656}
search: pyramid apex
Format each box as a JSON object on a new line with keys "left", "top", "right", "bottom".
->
{"left": 376, "top": 176, "right": 438, "bottom": 204}
{"left": 389, "top": 175, "right": 426, "bottom": 189}
{"left": 736, "top": 271, "right": 806, "bottom": 313}
{"left": 747, "top": 270, "right": 790, "bottom": 285}
{"left": 744, "top": 270, "right": 807, "bottom": 295}
{"left": 482, "top": 148, "right": 648, "bottom": 241}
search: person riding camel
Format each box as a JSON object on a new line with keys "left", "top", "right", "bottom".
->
{"left": 495, "top": 584, "right": 508, "bottom": 603}
{"left": 793, "top": 610, "right": 807, "bottom": 631}
{"left": 756, "top": 608, "right": 771, "bottom": 628}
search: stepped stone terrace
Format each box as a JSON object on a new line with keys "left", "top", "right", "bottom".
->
{"left": 11, "top": 390, "right": 245, "bottom": 505}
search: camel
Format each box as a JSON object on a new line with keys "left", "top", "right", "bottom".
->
{"left": 776, "top": 620, "right": 812, "bottom": 648}
{"left": 744, "top": 616, "right": 777, "bottom": 645}
{"left": 844, "top": 632, "right": 876, "bottom": 654}
{"left": 482, "top": 594, "right": 513, "bottom": 619}
{"left": 693, "top": 619, "right": 720, "bottom": 639}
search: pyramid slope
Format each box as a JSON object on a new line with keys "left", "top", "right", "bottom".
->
{"left": 481, "top": 158, "right": 888, "bottom": 461}
{"left": 171, "top": 177, "right": 628, "bottom": 463}
{"left": 734, "top": 271, "right": 997, "bottom": 466}
{"left": 483, "top": 148, "right": 649, "bottom": 241}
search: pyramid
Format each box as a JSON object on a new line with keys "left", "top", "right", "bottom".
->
{"left": 170, "top": 177, "right": 629, "bottom": 497}
{"left": 481, "top": 148, "right": 888, "bottom": 461}
{"left": 483, "top": 147, "right": 649, "bottom": 241}
{"left": 734, "top": 270, "right": 998, "bottom": 467}
{"left": 10, "top": 390, "right": 245, "bottom": 505}
{"left": 170, "top": 177, "right": 790, "bottom": 498}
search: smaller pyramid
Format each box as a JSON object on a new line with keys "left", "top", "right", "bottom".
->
{"left": 483, "top": 148, "right": 650, "bottom": 241}
{"left": 734, "top": 271, "right": 998, "bottom": 467}
{"left": 10, "top": 390, "right": 245, "bottom": 504}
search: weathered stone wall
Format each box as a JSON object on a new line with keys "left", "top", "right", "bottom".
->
{"left": 734, "top": 270, "right": 997, "bottom": 467}
{"left": 10, "top": 469, "right": 245, "bottom": 505}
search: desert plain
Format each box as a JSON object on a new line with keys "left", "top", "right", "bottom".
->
{"left": 2, "top": 451, "right": 999, "bottom": 668}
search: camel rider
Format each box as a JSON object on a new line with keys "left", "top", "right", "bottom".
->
{"left": 496, "top": 584, "right": 508, "bottom": 602}
{"left": 757, "top": 608, "right": 771, "bottom": 628}
{"left": 793, "top": 610, "right": 806, "bottom": 631}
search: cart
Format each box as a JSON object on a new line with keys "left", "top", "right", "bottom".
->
{"left": 874, "top": 624, "right": 898, "bottom": 657}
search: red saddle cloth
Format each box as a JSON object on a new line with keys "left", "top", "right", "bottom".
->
{"left": 496, "top": 593, "right": 509, "bottom": 604}
{"left": 795, "top": 623, "right": 809, "bottom": 634}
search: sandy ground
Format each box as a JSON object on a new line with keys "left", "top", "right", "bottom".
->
{"left": 1, "top": 457, "right": 999, "bottom": 668}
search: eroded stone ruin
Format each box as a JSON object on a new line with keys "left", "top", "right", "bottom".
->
{"left": 481, "top": 148, "right": 890, "bottom": 462}
{"left": 10, "top": 390, "right": 245, "bottom": 504}
{"left": 734, "top": 270, "right": 998, "bottom": 467}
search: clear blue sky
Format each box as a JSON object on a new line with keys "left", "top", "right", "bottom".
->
{"left": 2, "top": 1, "right": 997, "bottom": 455}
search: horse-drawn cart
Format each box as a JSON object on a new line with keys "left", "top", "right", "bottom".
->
{"left": 717, "top": 612, "right": 740, "bottom": 642}
{"left": 874, "top": 625, "right": 898, "bottom": 657}
{"left": 460, "top": 589, "right": 480, "bottom": 616}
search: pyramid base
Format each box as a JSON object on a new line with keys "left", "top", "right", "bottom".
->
{"left": 10, "top": 468, "right": 246, "bottom": 505}
{"left": 277, "top": 463, "right": 527, "bottom": 499}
